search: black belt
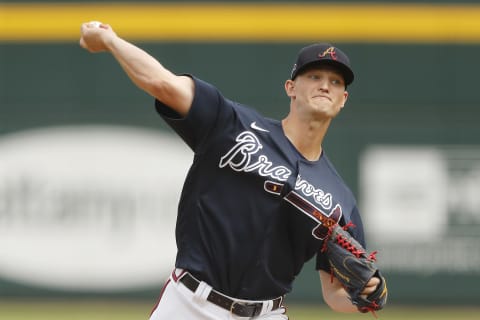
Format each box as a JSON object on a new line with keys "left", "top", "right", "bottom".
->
{"left": 179, "top": 272, "right": 283, "bottom": 318}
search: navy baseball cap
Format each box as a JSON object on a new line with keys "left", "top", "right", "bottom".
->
{"left": 290, "top": 43, "right": 354, "bottom": 85}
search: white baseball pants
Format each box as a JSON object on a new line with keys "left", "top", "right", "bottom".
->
{"left": 149, "top": 269, "right": 288, "bottom": 320}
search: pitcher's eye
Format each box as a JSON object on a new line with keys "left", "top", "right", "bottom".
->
{"left": 331, "top": 78, "right": 344, "bottom": 86}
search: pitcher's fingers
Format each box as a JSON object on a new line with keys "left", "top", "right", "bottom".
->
{"left": 79, "top": 37, "right": 87, "bottom": 49}
{"left": 361, "top": 277, "right": 380, "bottom": 295}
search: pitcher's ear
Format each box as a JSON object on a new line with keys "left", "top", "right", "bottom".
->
{"left": 285, "top": 79, "right": 295, "bottom": 97}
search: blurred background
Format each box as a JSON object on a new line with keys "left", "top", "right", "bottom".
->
{"left": 1, "top": 0, "right": 480, "bottom": 319}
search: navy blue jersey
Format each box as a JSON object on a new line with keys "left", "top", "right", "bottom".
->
{"left": 155, "top": 76, "right": 365, "bottom": 300}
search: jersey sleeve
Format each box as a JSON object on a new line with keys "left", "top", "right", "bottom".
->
{"left": 315, "top": 205, "right": 367, "bottom": 271}
{"left": 155, "top": 76, "right": 227, "bottom": 152}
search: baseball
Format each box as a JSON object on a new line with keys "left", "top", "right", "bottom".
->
{"left": 88, "top": 21, "right": 102, "bottom": 28}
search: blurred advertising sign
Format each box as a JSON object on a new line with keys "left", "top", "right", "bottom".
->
{"left": 0, "top": 126, "right": 191, "bottom": 291}
{"left": 360, "top": 146, "right": 480, "bottom": 273}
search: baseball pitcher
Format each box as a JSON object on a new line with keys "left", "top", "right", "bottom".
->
{"left": 80, "top": 21, "right": 387, "bottom": 320}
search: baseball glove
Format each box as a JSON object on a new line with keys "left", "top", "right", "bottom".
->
{"left": 322, "top": 222, "right": 388, "bottom": 315}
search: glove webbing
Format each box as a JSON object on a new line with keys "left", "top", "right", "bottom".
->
{"left": 321, "top": 221, "right": 356, "bottom": 253}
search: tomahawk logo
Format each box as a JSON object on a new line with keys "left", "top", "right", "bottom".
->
{"left": 284, "top": 191, "right": 342, "bottom": 239}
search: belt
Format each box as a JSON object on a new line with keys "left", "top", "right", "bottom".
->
{"left": 179, "top": 272, "right": 282, "bottom": 318}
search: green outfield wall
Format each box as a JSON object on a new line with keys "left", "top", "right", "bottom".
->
{"left": 1, "top": 1, "right": 480, "bottom": 306}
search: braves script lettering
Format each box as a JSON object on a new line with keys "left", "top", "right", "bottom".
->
{"left": 220, "top": 132, "right": 336, "bottom": 210}
{"left": 295, "top": 175, "right": 332, "bottom": 209}
{"left": 219, "top": 131, "right": 291, "bottom": 181}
